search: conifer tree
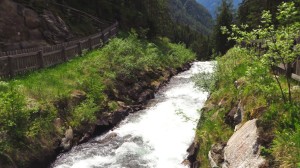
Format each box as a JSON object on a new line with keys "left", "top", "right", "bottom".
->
{"left": 213, "top": 0, "right": 234, "bottom": 55}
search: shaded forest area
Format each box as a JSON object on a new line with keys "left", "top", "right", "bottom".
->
{"left": 14, "top": 0, "right": 214, "bottom": 60}
{"left": 212, "top": 0, "right": 300, "bottom": 55}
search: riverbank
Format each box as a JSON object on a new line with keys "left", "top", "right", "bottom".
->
{"left": 51, "top": 61, "right": 214, "bottom": 168}
{"left": 0, "top": 34, "right": 196, "bottom": 168}
{"left": 190, "top": 47, "right": 300, "bottom": 167}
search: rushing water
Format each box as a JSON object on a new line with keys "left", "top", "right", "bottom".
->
{"left": 51, "top": 62, "right": 214, "bottom": 168}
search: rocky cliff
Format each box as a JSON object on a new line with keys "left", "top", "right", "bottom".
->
{"left": 0, "top": 0, "right": 72, "bottom": 51}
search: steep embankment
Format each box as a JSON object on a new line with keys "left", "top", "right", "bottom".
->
{"left": 0, "top": 0, "right": 76, "bottom": 51}
{"left": 189, "top": 47, "right": 300, "bottom": 168}
{"left": 0, "top": 34, "right": 196, "bottom": 168}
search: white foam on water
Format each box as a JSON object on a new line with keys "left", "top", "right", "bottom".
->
{"left": 52, "top": 61, "right": 215, "bottom": 168}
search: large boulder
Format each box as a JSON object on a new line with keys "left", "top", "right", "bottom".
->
{"left": 222, "top": 119, "right": 266, "bottom": 168}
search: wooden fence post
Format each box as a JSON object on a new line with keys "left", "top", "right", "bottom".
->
{"left": 38, "top": 50, "right": 45, "bottom": 68}
{"left": 296, "top": 59, "right": 300, "bottom": 76}
{"left": 98, "top": 33, "right": 103, "bottom": 47}
{"left": 62, "top": 46, "right": 67, "bottom": 61}
{"left": 101, "top": 32, "right": 105, "bottom": 45}
{"left": 109, "top": 27, "right": 114, "bottom": 37}
{"left": 78, "top": 41, "right": 82, "bottom": 56}
{"left": 8, "top": 56, "right": 14, "bottom": 77}
{"left": 89, "top": 38, "right": 93, "bottom": 50}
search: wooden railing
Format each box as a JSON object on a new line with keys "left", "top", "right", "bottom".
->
{"left": 0, "top": 22, "right": 118, "bottom": 78}
{"left": 245, "top": 41, "right": 300, "bottom": 81}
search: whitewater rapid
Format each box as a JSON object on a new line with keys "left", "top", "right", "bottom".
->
{"left": 51, "top": 61, "right": 214, "bottom": 168}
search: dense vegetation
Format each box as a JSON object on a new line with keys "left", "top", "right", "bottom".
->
{"left": 168, "top": 0, "right": 213, "bottom": 34}
{"left": 195, "top": 1, "right": 300, "bottom": 167}
{"left": 17, "top": 0, "right": 213, "bottom": 59}
{"left": 212, "top": 0, "right": 235, "bottom": 55}
{"left": 0, "top": 34, "right": 196, "bottom": 167}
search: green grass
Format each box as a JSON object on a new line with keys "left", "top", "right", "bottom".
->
{"left": 0, "top": 33, "right": 196, "bottom": 167}
{"left": 194, "top": 47, "right": 300, "bottom": 167}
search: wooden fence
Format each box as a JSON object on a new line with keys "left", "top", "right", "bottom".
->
{"left": 0, "top": 22, "right": 118, "bottom": 78}
{"left": 246, "top": 41, "right": 300, "bottom": 82}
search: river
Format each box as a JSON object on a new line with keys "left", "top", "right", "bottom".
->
{"left": 51, "top": 61, "right": 214, "bottom": 168}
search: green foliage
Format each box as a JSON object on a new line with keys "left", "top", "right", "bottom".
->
{"left": 223, "top": 1, "right": 300, "bottom": 103}
{"left": 196, "top": 107, "right": 233, "bottom": 167}
{"left": 213, "top": 0, "right": 235, "bottom": 55}
{"left": 70, "top": 98, "right": 99, "bottom": 128}
{"left": 0, "top": 82, "right": 29, "bottom": 142}
{"left": 193, "top": 71, "right": 216, "bottom": 92}
{"left": 195, "top": 46, "right": 300, "bottom": 167}
{"left": 56, "top": 0, "right": 213, "bottom": 60}
{"left": 237, "top": 0, "right": 285, "bottom": 29}
{"left": 0, "top": 34, "right": 196, "bottom": 165}
{"left": 272, "top": 122, "right": 300, "bottom": 168}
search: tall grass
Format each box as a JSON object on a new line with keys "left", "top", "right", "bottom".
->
{"left": 0, "top": 33, "right": 196, "bottom": 166}
{"left": 194, "top": 47, "right": 300, "bottom": 167}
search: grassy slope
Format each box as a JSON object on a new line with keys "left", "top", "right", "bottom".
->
{"left": 0, "top": 34, "right": 196, "bottom": 167}
{"left": 195, "top": 47, "right": 300, "bottom": 167}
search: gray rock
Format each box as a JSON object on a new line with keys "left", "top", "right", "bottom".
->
{"left": 208, "top": 143, "right": 226, "bottom": 168}
{"left": 65, "top": 126, "right": 73, "bottom": 140}
{"left": 53, "top": 118, "right": 63, "bottom": 129}
{"left": 60, "top": 137, "right": 71, "bottom": 151}
{"left": 222, "top": 119, "right": 266, "bottom": 168}
{"left": 41, "top": 10, "right": 72, "bottom": 43}
{"left": 93, "top": 132, "right": 118, "bottom": 144}
{"left": 60, "top": 126, "right": 74, "bottom": 151}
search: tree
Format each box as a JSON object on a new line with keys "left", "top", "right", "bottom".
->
{"left": 223, "top": 2, "right": 300, "bottom": 103}
{"left": 213, "top": 0, "right": 235, "bottom": 55}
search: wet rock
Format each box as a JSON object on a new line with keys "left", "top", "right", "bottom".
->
{"left": 110, "top": 110, "right": 126, "bottom": 125}
{"left": 79, "top": 133, "right": 91, "bottom": 144}
{"left": 96, "top": 116, "right": 110, "bottom": 126}
{"left": 186, "top": 141, "right": 200, "bottom": 167}
{"left": 60, "top": 126, "right": 73, "bottom": 151}
{"left": 222, "top": 119, "right": 266, "bottom": 168}
{"left": 131, "top": 136, "right": 144, "bottom": 146}
{"left": 138, "top": 89, "right": 154, "bottom": 103}
{"left": 94, "top": 132, "right": 118, "bottom": 144}
{"left": 181, "top": 159, "right": 190, "bottom": 167}
{"left": 191, "top": 161, "right": 200, "bottom": 168}
{"left": 169, "top": 68, "right": 178, "bottom": 76}
{"left": 60, "top": 137, "right": 71, "bottom": 151}
{"left": 208, "top": 143, "right": 226, "bottom": 168}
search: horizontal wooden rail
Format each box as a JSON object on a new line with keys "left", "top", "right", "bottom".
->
{"left": 0, "top": 22, "right": 118, "bottom": 78}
